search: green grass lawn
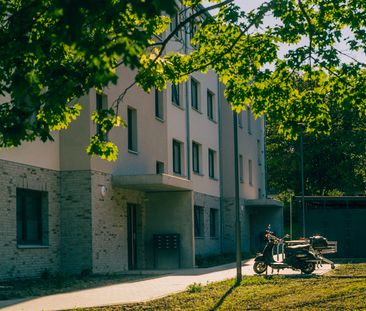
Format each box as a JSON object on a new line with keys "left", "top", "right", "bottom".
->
{"left": 92, "top": 263, "right": 366, "bottom": 311}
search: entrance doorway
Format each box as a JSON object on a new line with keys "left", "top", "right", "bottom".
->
{"left": 127, "top": 203, "right": 138, "bottom": 269}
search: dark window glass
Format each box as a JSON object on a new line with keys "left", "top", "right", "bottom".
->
{"left": 210, "top": 209, "right": 218, "bottom": 237}
{"left": 96, "top": 93, "right": 108, "bottom": 141}
{"left": 191, "top": 79, "right": 199, "bottom": 110}
{"left": 173, "top": 140, "right": 182, "bottom": 174}
{"left": 128, "top": 107, "right": 137, "bottom": 152}
{"left": 194, "top": 205, "right": 204, "bottom": 237}
{"left": 156, "top": 161, "right": 165, "bottom": 174}
{"left": 208, "top": 149, "right": 215, "bottom": 178}
{"left": 155, "top": 89, "right": 164, "bottom": 119}
{"left": 171, "top": 84, "right": 180, "bottom": 106}
{"left": 207, "top": 90, "right": 214, "bottom": 120}
{"left": 239, "top": 154, "right": 244, "bottom": 183}
{"left": 16, "top": 188, "right": 47, "bottom": 245}
{"left": 192, "top": 142, "right": 200, "bottom": 173}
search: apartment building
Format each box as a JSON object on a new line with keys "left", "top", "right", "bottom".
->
{"left": 0, "top": 7, "right": 283, "bottom": 279}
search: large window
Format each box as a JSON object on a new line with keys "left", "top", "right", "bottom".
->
{"left": 191, "top": 78, "right": 199, "bottom": 111}
{"left": 173, "top": 140, "right": 182, "bottom": 175}
{"left": 96, "top": 93, "right": 108, "bottom": 140}
{"left": 16, "top": 188, "right": 48, "bottom": 246}
{"left": 128, "top": 107, "right": 138, "bottom": 152}
{"left": 238, "top": 111, "right": 243, "bottom": 128}
{"left": 257, "top": 139, "right": 262, "bottom": 166}
{"left": 192, "top": 142, "right": 201, "bottom": 174}
{"left": 208, "top": 149, "right": 216, "bottom": 179}
{"left": 207, "top": 90, "right": 215, "bottom": 121}
{"left": 171, "top": 84, "right": 180, "bottom": 106}
{"left": 210, "top": 208, "right": 219, "bottom": 238}
{"left": 194, "top": 205, "right": 204, "bottom": 237}
{"left": 155, "top": 89, "right": 164, "bottom": 120}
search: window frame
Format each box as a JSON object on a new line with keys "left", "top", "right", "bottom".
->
{"left": 155, "top": 89, "right": 164, "bottom": 120}
{"left": 208, "top": 148, "right": 216, "bottom": 179}
{"left": 249, "top": 159, "right": 253, "bottom": 185}
{"left": 239, "top": 154, "right": 244, "bottom": 183}
{"left": 192, "top": 142, "right": 201, "bottom": 174}
{"left": 127, "top": 107, "right": 138, "bottom": 152}
{"left": 171, "top": 84, "right": 180, "bottom": 107}
{"left": 207, "top": 90, "right": 215, "bottom": 121}
{"left": 194, "top": 205, "right": 204, "bottom": 238}
{"left": 210, "top": 208, "right": 219, "bottom": 238}
{"left": 16, "top": 188, "right": 48, "bottom": 246}
{"left": 173, "top": 140, "right": 182, "bottom": 175}
{"left": 96, "top": 93, "right": 108, "bottom": 141}
{"left": 191, "top": 78, "right": 200, "bottom": 111}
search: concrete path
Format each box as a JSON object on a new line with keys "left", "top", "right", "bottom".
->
{"left": 0, "top": 259, "right": 333, "bottom": 311}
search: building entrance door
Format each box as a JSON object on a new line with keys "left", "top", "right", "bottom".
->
{"left": 127, "top": 203, "right": 137, "bottom": 269}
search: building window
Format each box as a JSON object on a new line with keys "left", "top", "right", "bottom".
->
{"left": 156, "top": 161, "right": 165, "bottom": 174}
{"left": 208, "top": 149, "right": 216, "bottom": 179}
{"left": 155, "top": 89, "right": 164, "bottom": 120}
{"left": 207, "top": 90, "right": 215, "bottom": 121}
{"left": 173, "top": 140, "right": 182, "bottom": 175}
{"left": 16, "top": 188, "right": 48, "bottom": 246}
{"left": 192, "top": 142, "right": 201, "bottom": 174}
{"left": 257, "top": 139, "right": 262, "bottom": 166}
{"left": 239, "top": 154, "right": 244, "bottom": 183}
{"left": 191, "top": 78, "right": 200, "bottom": 111}
{"left": 128, "top": 107, "right": 138, "bottom": 152}
{"left": 249, "top": 159, "right": 253, "bottom": 185}
{"left": 170, "top": 13, "right": 181, "bottom": 38}
{"left": 247, "top": 108, "right": 252, "bottom": 134}
{"left": 238, "top": 112, "right": 243, "bottom": 128}
{"left": 194, "top": 205, "right": 204, "bottom": 237}
{"left": 210, "top": 208, "right": 219, "bottom": 238}
{"left": 171, "top": 84, "right": 180, "bottom": 107}
{"left": 96, "top": 93, "right": 108, "bottom": 140}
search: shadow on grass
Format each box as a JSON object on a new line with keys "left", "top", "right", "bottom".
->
{"left": 210, "top": 281, "right": 240, "bottom": 311}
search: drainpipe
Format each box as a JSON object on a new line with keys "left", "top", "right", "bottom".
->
{"left": 184, "top": 11, "right": 191, "bottom": 180}
{"left": 217, "top": 79, "right": 224, "bottom": 253}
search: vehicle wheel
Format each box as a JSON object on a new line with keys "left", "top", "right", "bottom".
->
{"left": 253, "top": 262, "right": 267, "bottom": 274}
{"left": 301, "top": 262, "right": 316, "bottom": 274}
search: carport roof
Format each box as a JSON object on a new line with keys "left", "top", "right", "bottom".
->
{"left": 244, "top": 198, "right": 283, "bottom": 208}
{"left": 112, "top": 174, "right": 193, "bottom": 192}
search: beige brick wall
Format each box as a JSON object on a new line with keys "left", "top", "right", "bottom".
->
{"left": 60, "top": 170, "right": 92, "bottom": 274}
{"left": 0, "top": 160, "right": 60, "bottom": 279}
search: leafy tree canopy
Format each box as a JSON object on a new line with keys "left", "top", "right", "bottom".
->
{"left": 0, "top": 0, "right": 365, "bottom": 160}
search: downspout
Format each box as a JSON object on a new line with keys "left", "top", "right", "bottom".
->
{"left": 217, "top": 78, "right": 224, "bottom": 253}
{"left": 184, "top": 13, "right": 191, "bottom": 180}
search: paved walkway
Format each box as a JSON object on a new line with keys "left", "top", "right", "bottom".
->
{"left": 0, "top": 259, "right": 333, "bottom": 311}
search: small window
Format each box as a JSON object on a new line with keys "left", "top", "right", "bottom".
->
{"left": 208, "top": 149, "right": 216, "bottom": 179}
{"left": 210, "top": 208, "right": 219, "bottom": 238}
{"left": 194, "top": 205, "right": 204, "bottom": 237}
{"left": 17, "top": 188, "right": 48, "bottom": 246}
{"left": 238, "top": 112, "right": 243, "bottom": 128}
{"left": 156, "top": 161, "right": 165, "bottom": 174}
{"left": 173, "top": 140, "right": 182, "bottom": 175}
{"left": 257, "top": 139, "right": 262, "bottom": 166}
{"left": 239, "top": 154, "right": 244, "bottom": 183}
{"left": 171, "top": 84, "right": 180, "bottom": 107}
{"left": 155, "top": 89, "right": 164, "bottom": 120}
{"left": 96, "top": 93, "right": 108, "bottom": 141}
{"left": 247, "top": 108, "right": 252, "bottom": 134}
{"left": 192, "top": 142, "right": 201, "bottom": 174}
{"left": 207, "top": 90, "right": 215, "bottom": 121}
{"left": 170, "top": 13, "right": 181, "bottom": 38}
{"left": 128, "top": 107, "right": 138, "bottom": 152}
{"left": 191, "top": 79, "right": 200, "bottom": 111}
{"left": 249, "top": 159, "right": 253, "bottom": 185}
